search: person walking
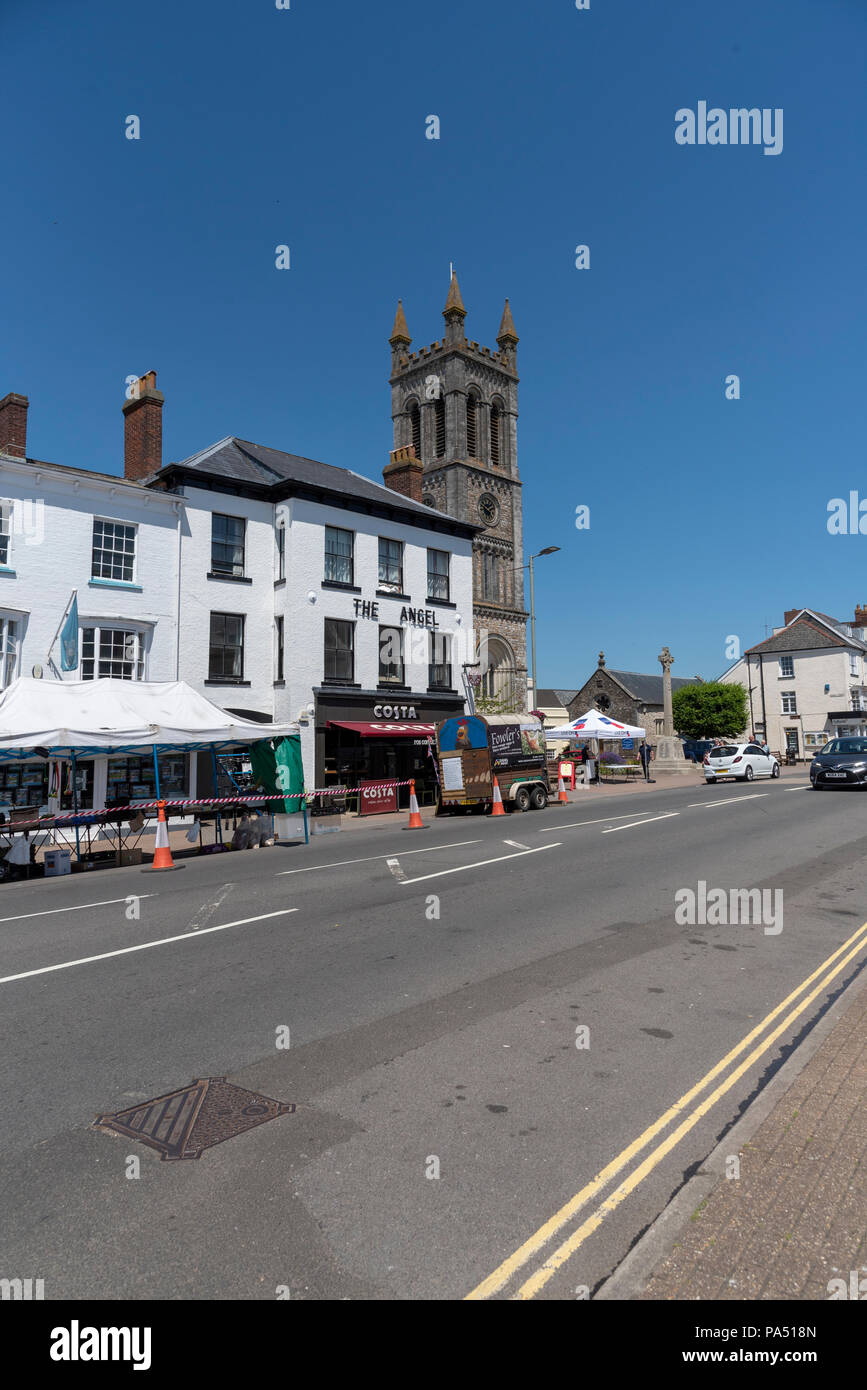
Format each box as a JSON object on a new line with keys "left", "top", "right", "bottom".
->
{"left": 639, "top": 740, "right": 655, "bottom": 782}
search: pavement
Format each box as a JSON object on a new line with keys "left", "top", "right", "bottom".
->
{"left": 2, "top": 764, "right": 866, "bottom": 1300}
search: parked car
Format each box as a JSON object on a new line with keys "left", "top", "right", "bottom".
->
{"left": 810, "top": 736, "right": 867, "bottom": 789}
{"left": 703, "top": 742, "right": 780, "bottom": 783}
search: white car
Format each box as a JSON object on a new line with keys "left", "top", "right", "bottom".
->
{"left": 703, "top": 742, "right": 780, "bottom": 784}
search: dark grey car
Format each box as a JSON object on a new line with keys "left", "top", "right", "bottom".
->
{"left": 810, "top": 736, "right": 867, "bottom": 788}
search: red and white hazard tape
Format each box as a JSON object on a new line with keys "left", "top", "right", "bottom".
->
{"left": 2, "top": 781, "right": 418, "bottom": 834}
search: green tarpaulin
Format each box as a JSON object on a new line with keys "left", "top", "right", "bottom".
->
{"left": 250, "top": 736, "right": 304, "bottom": 812}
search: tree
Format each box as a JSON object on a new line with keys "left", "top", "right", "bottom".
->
{"left": 671, "top": 682, "right": 748, "bottom": 740}
{"left": 474, "top": 690, "right": 522, "bottom": 716}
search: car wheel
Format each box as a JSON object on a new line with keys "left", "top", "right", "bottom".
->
{"left": 705, "top": 779, "right": 715, "bottom": 785}
{"left": 811, "top": 781, "right": 822, "bottom": 789}
{"left": 530, "top": 787, "right": 548, "bottom": 810}
{"left": 744, "top": 765, "right": 754, "bottom": 782}
{"left": 771, "top": 763, "right": 780, "bottom": 778}
{"left": 514, "top": 787, "right": 532, "bottom": 812}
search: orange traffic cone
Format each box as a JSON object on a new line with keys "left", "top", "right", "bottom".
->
{"left": 558, "top": 774, "right": 569, "bottom": 805}
{"left": 142, "top": 800, "right": 186, "bottom": 872}
{"left": 491, "top": 775, "right": 506, "bottom": 816}
{"left": 405, "top": 780, "right": 426, "bottom": 830}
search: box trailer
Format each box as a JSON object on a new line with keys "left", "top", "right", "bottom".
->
{"left": 434, "top": 713, "right": 550, "bottom": 813}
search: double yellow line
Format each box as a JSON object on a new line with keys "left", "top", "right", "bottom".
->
{"left": 466, "top": 919, "right": 867, "bottom": 1300}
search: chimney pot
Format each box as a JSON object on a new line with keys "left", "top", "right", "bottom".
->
{"left": 383, "top": 446, "right": 423, "bottom": 504}
{"left": 123, "top": 371, "right": 164, "bottom": 481}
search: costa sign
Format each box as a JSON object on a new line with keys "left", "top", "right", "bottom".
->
{"left": 373, "top": 704, "right": 418, "bottom": 719}
{"left": 359, "top": 779, "right": 398, "bottom": 816}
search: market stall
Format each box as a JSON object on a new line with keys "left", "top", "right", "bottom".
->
{"left": 544, "top": 708, "right": 647, "bottom": 783}
{"left": 0, "top": 677, "right": 303, "bottom": 874}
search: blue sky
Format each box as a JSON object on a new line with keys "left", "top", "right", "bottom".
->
{"left": 2, "top": 0, "right": 865, "bottom": 687}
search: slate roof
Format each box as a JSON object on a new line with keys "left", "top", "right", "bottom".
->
{"left": 536, "top": 689, "right": 575, "bottom": 709}
{"left": 156, "top": 436, "right": 478, "bottom": 536}
{"left": 604, "top": 670, "right": 702, "bottom": 704}
{"left": 745, "top": 610, "right": 867, "bottom": 656}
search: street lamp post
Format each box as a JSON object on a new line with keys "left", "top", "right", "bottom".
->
{"left": 527, "top": 546, "right": 560, "bottom": 712}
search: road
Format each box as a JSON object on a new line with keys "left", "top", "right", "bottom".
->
{"left": 1, "top": 773, "right": 865, "bottom": 1300}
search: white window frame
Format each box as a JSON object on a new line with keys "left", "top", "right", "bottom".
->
{"left": 0, "top": 503, "right": 12, "bottom": 570}
{"left": 0, "top": 613, "right": 19, "bottom": 689}
{"left": 81, "top": 624, "right": 146, "bottom": 681}
{"left": 92, "top": 517, "right": 138, "bottom": 584}
{"left": 849, "top": 652, "right": 860, "bottom": 678}
{"left": 778, "top": 655, "right": 794, "bottom": 679}
{"left": 781, "top": 690, "right": 798, "bottom": 715}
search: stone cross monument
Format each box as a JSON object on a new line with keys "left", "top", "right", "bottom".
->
{"left": 651, "top": 645, "right": 691, "bottom": 774}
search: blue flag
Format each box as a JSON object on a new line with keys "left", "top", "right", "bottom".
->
{"left": 60, "top": 595, "right": 79, "bottom": 672}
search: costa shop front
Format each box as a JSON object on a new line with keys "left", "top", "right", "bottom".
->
{"left": 314, "top": 691, "right": 465, "bottom": 806}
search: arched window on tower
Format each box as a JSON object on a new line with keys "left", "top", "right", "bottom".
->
{"left": 434, "top": 396, "right": 446, "bottom": 458}
{"left": 466, "top": 389, "right": 479, "bottom": 458}
{"left": 409, "top": 401, "right": 421, "bottom": 457}
{"left": 490, "top": 402, "right": 502, "bottom": 466}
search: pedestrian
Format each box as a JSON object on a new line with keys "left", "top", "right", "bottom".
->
{"left": 761, "top": 737, "right": 770, "bottom": 757}
{"left": 639, "top": 740, "right": 655, "bottom": 782}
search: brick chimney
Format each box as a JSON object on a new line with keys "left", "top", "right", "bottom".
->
{"left": 0, "top": 393, "right": 29, "bottom": 459}
{"left": 783, "top": 608, "right": 801, "bottom": 626}
{"left": 855, "top": 604, "right": 867, "bottom": 627}
{"left": 383, "top": 445, "right": 423, "bottom": 504}
{"left": 122, "top": 371, "right": 164, "bottom": 481}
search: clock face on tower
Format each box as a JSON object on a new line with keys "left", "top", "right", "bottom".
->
{"left": 478, "top": 493, "right": 499, "bottom": 525}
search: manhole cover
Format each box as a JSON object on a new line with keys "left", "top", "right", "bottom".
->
{"left": 92, "top": 1077, "right": 295, "bottom": 1161}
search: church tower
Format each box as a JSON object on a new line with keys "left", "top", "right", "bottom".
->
{"left": 387, "top": 274, "right": 528, "bottom": 705}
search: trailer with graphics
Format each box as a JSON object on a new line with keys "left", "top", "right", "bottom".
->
{"left": 434, "top": 713, "right": 550, "bottom": 813}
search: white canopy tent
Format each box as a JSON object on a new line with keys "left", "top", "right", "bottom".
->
{"left": 0, "top": 678, "right": 299, "bottom": 753}
{"left": 544, "top": 709, "right": 647, "bottom": 742}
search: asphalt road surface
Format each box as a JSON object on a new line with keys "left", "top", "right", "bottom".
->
{"left": 2, "top": 774, "right": 865, "bottom": 1300}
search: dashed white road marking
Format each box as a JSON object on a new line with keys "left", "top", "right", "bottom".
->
{"left": 687, "top": 794, "right": 768, "bottom": 808}
{"left": 0, "top": 909, "right": 299, "bottom": 987}
{"left": 503, "top": 839, "right": 530, "bottom": 850}
{"left": 186, "top": 882, "right": 234, "bottom": 932}
{"left": 277, "top": 841, "right": 481, "bottom": 875}
{"left": 601, "top": 812, "right": 680, "bottom": 834}
{"left": 538, "top": 812, "right": 662, "bottom": 834}
{"left": 0, "top": 895, "right": 158, "bottom": 925}
{"left": 386, "top": 857, "right": 407, "bottom": 883}
{"left": 399, "top": 843, "right": 560, "bottom": 885}
{"left": 785, "top": 786, "right": 812, "bottom": 792}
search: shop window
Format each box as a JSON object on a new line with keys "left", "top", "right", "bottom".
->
{"left": 378, "top": 625, "right": 404, "bottom": 685}
{"left": 82, "top": 627, "right": 144, "bottom": 681}
{"left": 211, "top": 513, "right": 246, "bottom": 577}
{"left": 92, "top": 519, "right": 136, "bottom": 583}
{"left": 324, "top": 618, "right": 354, "bottom": 683}
{"left": 378, "top": 537, "right": 403, "bottom": 592}
{"left": 324, "top": 527, "right": 354, "bottom": 585}
{"left": 0, "top": 616, "right": 18, "bottom": 689}
{"left": 427, "top": 548, "right": 450, "bottom": 602}
{"left": 209, "top": 613, "right": 244, "bottom": 680}
{"left": 429, "top": 632, "right": 452, "bottom": 690}
{"left": 106, "top": 754, "right": 187, "bottom": 804}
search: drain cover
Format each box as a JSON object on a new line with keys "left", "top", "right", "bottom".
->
{"left": 92, "top": 1077, "right": 295, "bottom": 1161}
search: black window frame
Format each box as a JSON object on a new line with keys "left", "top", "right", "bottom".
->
{"left": 324, "top": 526, "right": 354, "bottom": 586}
{"left": 427, "top": 548, "right": 450, "bottom": 603}
{"left": 208, "top": 611, "right": 245, "bottom": 681}
{"left": 429, "top": 631, "right": 452, "bottom": 690}
{"left": 211, "top": 513, "right": 246, "bottom": 579}
{"left": 324, "top": 617, "right": 355, "bottom": 684}
{"left": 275, "top": 615, "right": 284, "bottom": 682}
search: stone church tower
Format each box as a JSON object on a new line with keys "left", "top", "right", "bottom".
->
{"left": 387, "top": 273, "right": 528, "bottom": 705}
